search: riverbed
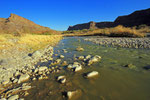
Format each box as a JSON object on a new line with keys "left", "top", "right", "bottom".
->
{"left": 25, "top": 37, "right": 150, "bottom": 100}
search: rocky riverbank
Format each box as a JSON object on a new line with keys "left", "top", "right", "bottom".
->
{"left": 0, "top": 44, "right": 101, "bottom": 99}
{"left": 84, "top": 37, "right": 150, "bottom": 49}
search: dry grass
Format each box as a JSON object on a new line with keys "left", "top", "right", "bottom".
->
{"left": 0, "top": 34, "right": 63, "bottom": 51}
{"left": 63, "top": 25, "right": 147, "bottom": 37}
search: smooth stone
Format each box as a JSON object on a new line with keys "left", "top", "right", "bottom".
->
{"left": 64, "top": 90, "right": 78, "bottom": 99}
{"left": 57, "top": 76, "right": 66, "bottom": 84}
{"left": 67, "top": 62, "right": 82, "bottom": 72}
{"left": 124, "top": 64, "right": 136, "bottom": 69}
{"left": 32, "top": 51, "right": 42, "bottom": 58}
{"left": 18, "top": 74, "right": 30, "bottom": 84}
{"left": 86, "top": 71, "right": 99, "bottom": 78}
{"left": 22, "top": 85, "right": 31, "bottom": 90}
{"left": 2, "top": 80, "right": 10, "bottom": 85}
{"left": 76, "top": 47, "right": 84, "bottom": 51}
{"left": 8, "top": 95, "right": 19, "bottom": 100}
{"left": 60, "top": 55, "right": 65, "bottom": 58}
{"left": 38, "top": 66, "right": 48, "bottom": 72}
{"left": 78, "top": 56, "right": 84, "bottom": 60}
{"left": 88, "top": 55, "right": 101, "bottom": 65}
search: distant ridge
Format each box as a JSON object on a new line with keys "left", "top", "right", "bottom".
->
{"left": 0, "top": 13, "right": 59, "bottom": 34}
{"left": 68, "top": 8, "right": 150, "bottom": 30}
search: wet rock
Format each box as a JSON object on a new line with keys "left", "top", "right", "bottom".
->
{"left": 62, "top": 61, "right": 68, "bottom": 65}
{"left": 124, "top": 64, "right": 136, "bottom": 69}
{"left": 63, "top": 90, "right": 79, "bottom": 99}
{"left": 78, "top": 56, "right": 84, "bottom": 60}
{"left": 55, "top": 59, "right": 61, "bottom": 64}
{"left": 85, "top": 71, "right": 99, "bottom": 78}
{"left": 57, "top": 76, "right": 66, "bottom": 84}
{"left": 18, "top": 74, "right": 30, "bottom": 83}
{"left": 143, "top": 66, "right": 150, "bottom": 70}
{"left": 67, "top": 62, "right": 82, "bottom": 72}
{"left": 85, "top": 55, "right": 91, "bottom": 60}
{"left": 62, "top": 49, "right": 67, "bottom": 53}
{"left": 8, "top": 95, "right": 19, "bottom": 100}
{"left": 32, "top": 77, "right": 36, "bottom": 81}
{"left": 88, "top": 55, "right": 101, "bottom": 65}
{"left": 60, "top": 55, "right": 65, "bottom": 58}
{"left": 76, "top": 47, "right": 84, "bottom": 51}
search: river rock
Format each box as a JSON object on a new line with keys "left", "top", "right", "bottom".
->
{"left": 22, "top": 85, "right": 31, "bottom": 90}
{"left": 78, "top": 56, "right": 84, "bottom": 60}
{"left": 85, "top": 55, "right": 91, "bottom": 60}
{"left": 67, "top": 62, "right": 82, "bottom": 72}
{"left": 18, "top": 74, "right": 30, "bottom": 83}
{"left": 57, "top": 76, "right": 66, "bottom": 84}
{"left": 88, "top": 55, "right": 101, "bottom": 65}
{"left": 32, "top": 51, "right": 42, "bottom": 58}
{"left": 124, "top": 64, "right": 136, "bottom": 69}
{"left": 60, "top": 55, "right": 65, "bottom": 58}
{"left": 38, "top": 66, "right": 48, "bottom": 72}
{"left": 85, "top": 71, "right": 99, "bottom": 78}
{"left": 76, "top": 47, "right": 84, "bottom": 51}
{"left": 8, "top": 95, "right": 19, "bottom": 100}
{"left": 64, "top": 90, "right": 79, "bottom": 99}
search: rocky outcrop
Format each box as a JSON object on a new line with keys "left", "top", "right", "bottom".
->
{"left": 114, "top": 8, "right": 150, "bottom": 27}
{"left": 68, "top": 21, "right": 97, "bottom": 31}
{"left": 68, "top": 8, "right": 150, "bottom": 30}
{"left": 0, "top": 13, "right": 58, "bottom": 34}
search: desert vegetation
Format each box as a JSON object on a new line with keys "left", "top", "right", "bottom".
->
{"left": 0, "top": 34, "right": 62, "bottom": 51}
{"left": 63, "top": 25, "right": 150, "bottom": 37}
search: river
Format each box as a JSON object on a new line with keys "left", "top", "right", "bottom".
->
{"left": 25, "top": 37, "right": 150, "bottom": 100}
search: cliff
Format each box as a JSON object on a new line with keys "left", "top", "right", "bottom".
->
{"left": 114, "top": 8, "right": 150, "bottom": 27}
{"left": 0, "top": 14, "right": 58, "bottom": 34}
{"left": 68, "top": 8, "right": 150, "bottom": 30}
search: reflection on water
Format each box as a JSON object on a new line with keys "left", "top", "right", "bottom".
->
{"left": 25, "top": 37, "right": 150, "bottom": 100}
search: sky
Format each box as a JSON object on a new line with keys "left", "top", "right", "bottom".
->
{"left": 0, "top": 0, "right": 150, "bottom": 31}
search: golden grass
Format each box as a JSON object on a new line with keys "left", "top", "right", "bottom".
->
{"left": 0, "top": 34, "right": 63, "bottom": 51}
{"left": 63, "top": 25, "right": 147, "bottom": 37}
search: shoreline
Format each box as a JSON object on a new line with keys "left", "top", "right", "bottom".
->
{"left": 84, "top": 36, "right": 150, "bottom": 49}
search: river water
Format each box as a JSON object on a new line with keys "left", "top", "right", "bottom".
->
{"left": 25, "top": 37, "right": 150, "bottom": 100}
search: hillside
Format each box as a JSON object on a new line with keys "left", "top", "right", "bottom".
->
{"left": 68, "top": 8, "right": 150, "bottom": 30}
{"left": 0, "top": 14, "right": 59, "bottom": 34}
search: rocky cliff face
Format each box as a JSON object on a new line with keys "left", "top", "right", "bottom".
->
{"left": 68, "top": 8, "right": 150, "bottom": 30}
{"left": 114, "top": 8, "right": 150, "bottom": 27}
{"left": 68, "top": 21, "right": 97, "bottom": 31}
{"left": 0, "top": 14, "right": 58, "bottom": 34}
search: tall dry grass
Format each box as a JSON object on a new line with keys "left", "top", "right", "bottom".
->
{"left": 0, "top": 34, "right": 62, "bottom": 51}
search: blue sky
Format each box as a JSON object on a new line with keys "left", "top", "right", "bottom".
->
{"left": 0, "top": 0, "right": 150, "bottom": 31}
